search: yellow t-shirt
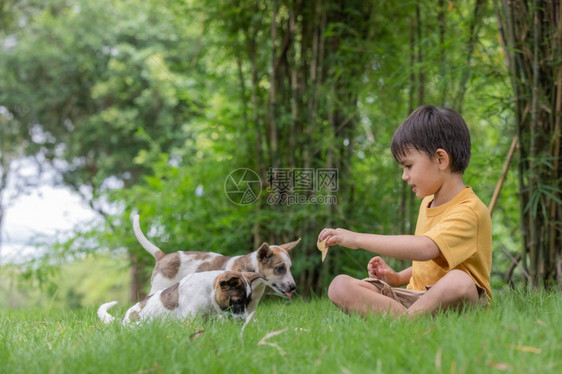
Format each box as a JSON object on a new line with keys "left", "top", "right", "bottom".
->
{"left": 406, "top": 187, "right": 492, "bottom": 299}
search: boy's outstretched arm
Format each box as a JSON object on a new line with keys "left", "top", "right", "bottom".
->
{"left": 318, "top": 228, "right": 440, "bottom": 261}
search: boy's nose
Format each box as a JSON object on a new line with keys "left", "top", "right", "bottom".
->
{"left": 401, "top": 170, "right": 408, "bottom": 181}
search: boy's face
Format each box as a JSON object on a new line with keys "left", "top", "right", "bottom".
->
{"left": 398, "top": 148, "right": 444, "bottom": 199}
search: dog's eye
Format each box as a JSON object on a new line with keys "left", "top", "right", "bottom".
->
{"left": 275, "top": 265, "right": 286, "bottom": 274}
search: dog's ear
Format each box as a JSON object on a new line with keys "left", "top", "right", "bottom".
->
{"left": 242, "top": 272, "right": 265, "bottom": 285}
{"left": 218, "top": 272, "right": 243, "bottom": 290}
{"left": 279, "top": 238, "right": 301, "bottom": 251}
{"left": 257, "top": 242, "right": 272, "bottom": 262}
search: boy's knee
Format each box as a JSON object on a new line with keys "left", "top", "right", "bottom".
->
{"left": 445, "top": 270, "right": 478, "bottom": 302}
{"left": 328, "top": 274, "right": 353, "bottom": 304}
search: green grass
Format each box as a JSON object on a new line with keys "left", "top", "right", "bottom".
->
{"left": 1, "top": 289, "right": 561, "bottom": 374}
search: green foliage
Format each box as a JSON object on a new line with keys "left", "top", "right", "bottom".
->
{"left": 0, "top": 254, "right": 130, "bottom": 309}
{"left": 0, "top": 0, "right": 206, "bottom": 196}
{"left": 1, "top": 291, "right": 561, "bottom": 373}
{"left": 0, "top": 0, "right": 534, "bottom": 299}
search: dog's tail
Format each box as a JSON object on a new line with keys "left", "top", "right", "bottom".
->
{"left": 132, "top": 214, "right": 164, "bottom": 259}
{"left": 97, "top": 301, "right": 119, "bottom": 324}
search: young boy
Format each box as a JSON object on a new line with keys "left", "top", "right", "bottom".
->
{"left": 318, "top": 105, "right": 492, "bottom": 317}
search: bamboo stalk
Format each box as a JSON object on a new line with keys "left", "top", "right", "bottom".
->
{"left": 489, "top": 136, "right": 519, "bottom": 216}
{"left": 455, "top": 0, "right": 487, "bottom": 112}
{"left": 269, "top": 0, "right": 279, "bottom": 167}
{"left": 416, "top": 4, "right": 425, "bottom": 104}
{"left": 438, "top": 0, "right": 447, "bottom": 105}
{"left": 548, "top": 66, "right": 561, "bottom": 283}
{"left": 528, "top": 0, "right": 541, "bottom": 287}
{"left": 289, "top": 4, "right": 298, "bottom": 168}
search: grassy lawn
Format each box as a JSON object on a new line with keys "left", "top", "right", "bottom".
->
{"left": 1, "top": 289, "right": 560, "bottom": 374}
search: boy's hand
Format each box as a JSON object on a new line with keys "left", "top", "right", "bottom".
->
{"left": 317, "top": 228, "right": 359, "bottom": 249}
{"left": 367, "top": 256, "right": 400, "bottom": 286}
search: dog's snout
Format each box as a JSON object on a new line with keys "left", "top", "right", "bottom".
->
{"left": 289, "top": 283, "right": 296, "bottom": 292}
{"left": 228, "top": 297, "right": 247, "bottom": 315}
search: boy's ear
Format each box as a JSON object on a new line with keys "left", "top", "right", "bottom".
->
{"left": 435, "top": 148, "right": 450, "bottom": 170}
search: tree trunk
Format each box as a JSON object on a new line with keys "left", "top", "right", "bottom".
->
{"left": 129, "top": 252, "right": 149, "bottom": 302}
{"left": 494, "top": 0, "right": 562, "bottom": 289}
{"left": 454, "top": 0, "right": 487, "bottom": 112}
{"left": 227, "top": 0, "right": 373, "bottom": 295}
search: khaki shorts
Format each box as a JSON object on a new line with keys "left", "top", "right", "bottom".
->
{"left": 362, "top": 278, "right": 425, "bottom": 308}
{"left": 362, "top": 278, "right": 489, "bottom": 309}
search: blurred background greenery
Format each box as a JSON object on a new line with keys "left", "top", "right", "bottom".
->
{"left": 0, "top": 0, "right": 560, "bottom": 308}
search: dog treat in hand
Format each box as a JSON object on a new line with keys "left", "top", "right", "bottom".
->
{"left": 317, "top": 240, "right": 328, "bottom": 262}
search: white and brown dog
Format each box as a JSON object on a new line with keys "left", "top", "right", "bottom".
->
{"left": 132, "top": 214, "right": 299, "bottom": 312}
{"left": 98, "top": 270, "right": 264, "bottom": 324}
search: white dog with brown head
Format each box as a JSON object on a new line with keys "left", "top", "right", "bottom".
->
{"left": 132, "top": 215, "right": 299, "bottom": 313}
{"left": 98, "top": 270, "right": 264, "bottom": 324}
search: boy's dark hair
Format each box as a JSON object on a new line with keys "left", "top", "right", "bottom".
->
{"left": 391, "top": 105, "right": 471, "bottom": 174}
